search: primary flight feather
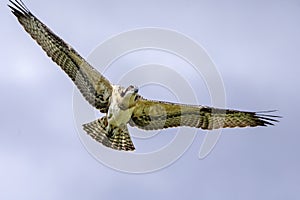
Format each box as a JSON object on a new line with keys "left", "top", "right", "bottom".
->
{"left": 9, "top": 0, "right": 280, "bottom": 151}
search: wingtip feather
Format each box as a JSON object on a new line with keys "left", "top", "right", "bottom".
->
{"left": 255, "top": 110, "right": 281, "bottom": 127}
{"left": 8, "top": 0, "right": 31, "bottom": 17}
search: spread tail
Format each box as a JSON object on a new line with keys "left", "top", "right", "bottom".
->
{"left": 82, "top": 117, "right": 135, "bottom": 151}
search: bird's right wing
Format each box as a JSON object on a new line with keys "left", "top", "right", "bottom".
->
{"left": 130, "top": 98, "right": 280, "bottom": 130}
{"left": 9, "top": 0, "right": 112, "bottom": 113}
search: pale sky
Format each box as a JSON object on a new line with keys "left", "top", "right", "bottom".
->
{"left": 1, "top": 0, "right": 299, "bottom": 199}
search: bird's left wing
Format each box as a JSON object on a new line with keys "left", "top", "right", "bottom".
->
{"left": 130, "top": 98, "right": 279, "bottom": 130}
{"left": 9, "top": 0, "right": 112, "bottom": 113}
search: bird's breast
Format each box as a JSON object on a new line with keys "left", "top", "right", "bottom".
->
{"left": 108, "top": 103, "right": 134, "bottom": 127}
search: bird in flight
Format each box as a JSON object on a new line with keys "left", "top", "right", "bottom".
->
{"left": 9, "top": 0, "right": 279, "bottom": 151}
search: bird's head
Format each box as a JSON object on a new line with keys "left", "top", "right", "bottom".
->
{"left": 113, "top": 85, "right": 139, "bottom": 109}
{"left": 120, "top": 85, "right": 139, "bottom": 97}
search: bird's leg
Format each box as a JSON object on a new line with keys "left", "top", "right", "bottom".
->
{"left": 106, "top": 124, "right": 114, "bottom": 138}
{"left": 105, "top": 112, "right": 114, "bottom": 138}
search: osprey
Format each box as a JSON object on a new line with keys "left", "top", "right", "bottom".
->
{"left": 9, "top": 0, "right": 279, "bottom": 151}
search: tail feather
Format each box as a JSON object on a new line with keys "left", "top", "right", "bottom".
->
{"left": 82, "top": 117, "right": 135, "bottom": 151}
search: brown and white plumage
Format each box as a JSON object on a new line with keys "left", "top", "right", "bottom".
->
{"left": 9, "top": 0, "right": 280, "bottom": 151}
{"left": 9, "top": 0, "right": 112, "bottom": 113}
{"left": 130, "top": 98, "right": 278, "bottom": 130}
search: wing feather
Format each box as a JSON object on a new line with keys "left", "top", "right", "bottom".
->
{"left": 9, "top": 0, "right": 112, "bottom": 112}
{"left": 130, "top": 98, "right": 280, "bottom": 130}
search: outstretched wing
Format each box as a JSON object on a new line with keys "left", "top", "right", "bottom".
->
{"left": 130, "top": 98, "right": 279, "bottom": 130}
{"left": 9, "top": 0, "right": 112, "bottom": 113}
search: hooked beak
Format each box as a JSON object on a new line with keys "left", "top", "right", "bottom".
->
{"left": 133, "top": 87, "right": 139, "bottom": 93}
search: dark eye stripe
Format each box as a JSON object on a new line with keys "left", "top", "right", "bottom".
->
{"left": 120, "top": 91, "right": 125, "bottom": 97}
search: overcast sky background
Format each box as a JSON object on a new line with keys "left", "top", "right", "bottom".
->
{"left": 1, "top": 0, "right": 299, "bottom": 199}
